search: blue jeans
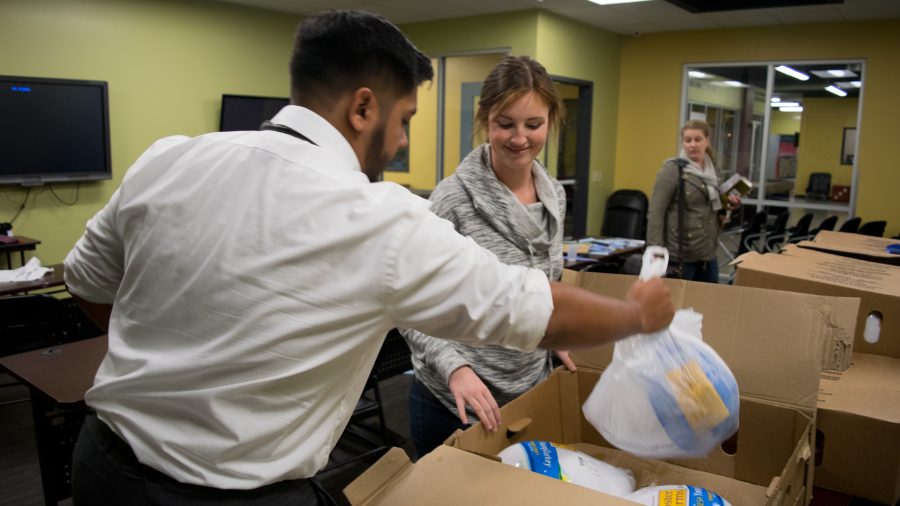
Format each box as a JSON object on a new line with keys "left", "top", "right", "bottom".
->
{"left": 678, "top": 258, "right": 719, "bottom": 283}
{"left": 408, "top": 377, "right": 467, "bottom": 459}
{"left": 72, "top": 413, "right": 333, "bottom": 505}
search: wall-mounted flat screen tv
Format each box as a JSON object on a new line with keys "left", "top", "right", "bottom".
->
{"left": 0, "top": 75, "right": 112, "bottom": 186}
{"left": 219, "top": 94, "right": 289, "bottom": 132}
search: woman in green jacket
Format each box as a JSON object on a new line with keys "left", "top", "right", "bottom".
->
{"left": 647, "top": 120, "right": 739, "bottom": 283}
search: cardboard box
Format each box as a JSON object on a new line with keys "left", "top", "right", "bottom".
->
{"left": 797, "top": 230, "right": 900, "bottom": 266}
{"left": 816, "top": 353, "right": 900, "bottom": 504}
{"left": 348, "top": 272, "right": 859, "bottom": 505}
{"left": 734, "top": 245, "right": 900, "bottom": 361}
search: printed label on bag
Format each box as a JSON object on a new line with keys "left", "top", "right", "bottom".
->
{"left": 657, "top": 489, "right": 687, "bottom": 506}
{"left": 656, "top": 486, "right": 728, "bottom": 506}
{"left": 521, "top": 441, "right": 562, "bottom": 479}
{"left": 667, "top": 360, "right": 729, "bottom": 432}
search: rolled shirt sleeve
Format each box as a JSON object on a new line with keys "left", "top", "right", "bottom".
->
{"left": 386, "top": 210, "right": 553, "bottom": 353}
{"left": 64, "top": 189, "right": 125, "bottom": 304}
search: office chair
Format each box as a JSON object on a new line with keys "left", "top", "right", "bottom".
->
{"left": 600, "top": 189, "right": 649, "bottom": 240}
{"left": 809, "top": 215, "right": 838, "bottom": 237}
{"left": 785, "top": 212, "right": 814, "bottom": 243}
{"left": 838, "top": 217, "right": 862, "bottom": 233}
{"left": 737, "top": 211, "right": 769, "bottom": 256}
{"left": 857, "top": 220, "right": 887, "bottom": 237}
{"left": 322, "top": 329, "right": 412, "bottom": 472}
{"left": 805, "top": 172, "right": 831, "bottom": 200}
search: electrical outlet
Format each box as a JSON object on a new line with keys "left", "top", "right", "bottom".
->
{"left": 591, "top": 171, "right": 603, "bottom": 183}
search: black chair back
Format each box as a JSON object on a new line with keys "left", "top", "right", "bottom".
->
{"left": 857, "top": 220, "right": 887, "bottom": 237}
{"left": 839, "top": 217, "right": 862, "bottom": 233}
{"left": 787, "top": 213, "right": 814, "bottom": 242}
{"left": 601, "top": 189, "right": 648, "bottom": 240}
{"left": 765, "top": 211, "right": 791, "bottom": 251}
{"left": 737, "top": 211, "right": 768, "bottom": 255}
{"left": 812, "top": 215, "right": 838, "bottom": 235}
{"left": 805, "top": 172, "right": 831, "bottom": 200}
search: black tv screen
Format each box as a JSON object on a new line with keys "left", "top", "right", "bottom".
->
{"left": 0, "top": 75, "right": 111, "bottom": 186}
{"left": 219, "top": 94, "right": 289, "bottom": 132}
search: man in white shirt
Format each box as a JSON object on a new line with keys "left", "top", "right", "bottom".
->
{"left": 66, "top": 9, "right": 673, "bottom": 505}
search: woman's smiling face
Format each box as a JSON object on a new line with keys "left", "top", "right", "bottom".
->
{"left": 488, "top": 91, "right": 550, "bottom": 174}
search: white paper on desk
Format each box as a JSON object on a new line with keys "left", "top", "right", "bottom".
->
{"left": 0, "top": 257, "right": 53, "bottom": 282}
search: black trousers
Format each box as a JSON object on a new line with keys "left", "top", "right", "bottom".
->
{"left": 72, "top": 413, "right": 334, "bottom": 505}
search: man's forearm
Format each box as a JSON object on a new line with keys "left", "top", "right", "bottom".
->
{"left": 540, "top": 281, "right": 643, "bottom": 350}
{"left": 69, "top": 293, "right": 112, "bottom": 333}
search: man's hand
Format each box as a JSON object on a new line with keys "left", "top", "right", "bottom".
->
{"left": 448, "top": 366, "right": 501, "bottom": 431}
{"left": 554, "top": 350, "right": 577, "bottom": 372}
{"left": 625, "top": 278, "right": 675, "bottom": 333}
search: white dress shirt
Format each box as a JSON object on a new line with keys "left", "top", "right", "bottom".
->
{"left": 64, "top": 105, "right": 553, "bottom": 489}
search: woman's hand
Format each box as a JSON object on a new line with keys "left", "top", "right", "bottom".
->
{"left": 448, "top": 366, "right": 501, "bottom": 431}
{"left": 554, "top": 350, "right": 577, "bottom": 372}
{"left": 726, "top": 193, "right": 741, "bottom": 211}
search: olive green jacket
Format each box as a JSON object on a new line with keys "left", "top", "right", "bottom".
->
{"left": 647, "top": 158, "right": 721, "bottom": 262}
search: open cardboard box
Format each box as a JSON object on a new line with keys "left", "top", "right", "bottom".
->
{"left": 797, "top": 230, "right": 900, "bottom": 266}
{"left": 734, "top": 244, "right": 900, "bottom": 361}
{"left": 816, "top": 353, "right": 900, "bottom": 504}
{"left": 346, "top": 271, "right": 860, "bottom": 505}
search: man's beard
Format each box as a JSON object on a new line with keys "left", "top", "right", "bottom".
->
{"left": 362, "top": 122, "right": 390, "bottom": 183}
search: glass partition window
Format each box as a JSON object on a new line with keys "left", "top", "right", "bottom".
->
{"left": 684, "top": 61, "right": 863, "bottom": 222}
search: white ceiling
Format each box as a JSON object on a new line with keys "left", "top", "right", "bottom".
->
{"left": 212, "top": 0, "right": 900, "bottom": 35}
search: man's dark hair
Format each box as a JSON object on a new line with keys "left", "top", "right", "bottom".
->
{"left": 289, "top": 10, "right": 433, "bottom": 106}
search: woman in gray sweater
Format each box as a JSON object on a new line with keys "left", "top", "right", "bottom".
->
{"left": 401, "top": 56, "right": 575, "bottom": 457}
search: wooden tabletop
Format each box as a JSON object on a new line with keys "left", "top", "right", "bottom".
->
{"left": 0, "top": 263, "right": 65, "bottom": 296}
{"left": 0, "top": 335, "right": 107, "bottom": 407}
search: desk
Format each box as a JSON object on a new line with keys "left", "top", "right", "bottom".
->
{"left": 0, "top": 236, "right": 41, "bottom": 269}
{"left": 0, "top": 335, "right": 106, "bottom": 505}
{"left": 0, "top": 263, "right": 65, "bottom": 296}
{"left": 564, "top": 238, "right": 645, "bottom": 271}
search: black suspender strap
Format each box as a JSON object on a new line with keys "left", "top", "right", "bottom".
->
{"left": 260, "top": 120, "right": 318, "bottom": 146}
{"left": 674, "top": 158, "right": 688, "bottom": 278}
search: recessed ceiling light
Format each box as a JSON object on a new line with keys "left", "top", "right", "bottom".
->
{"left": 771, "top": 101, "right": 799, "bottom": 108}
{"left": 775, "top": 65, "right": 810, "bottom": 81}
{"left": 836, "top": 81, "right": 862, "bottom": 88}
{"left": 779, "top": 106, "right": 804, "bottom": 112}
{"left": 587, "top": 0, "right": 653, "bottom": 5}
{"left": 688, "top": 71, "right": 710, "bottom": 79}
{"left": 812, "top": 69, "right": 858, "bottom": 79}
{"left": 825, "top": 85, "right": 848, "bottom": 97}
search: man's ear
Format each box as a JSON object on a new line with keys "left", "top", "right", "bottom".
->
{"left": 348, "top": 87, "right": 378, "bottom": 132}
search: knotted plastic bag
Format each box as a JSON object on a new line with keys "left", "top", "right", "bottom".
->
{"left": 582, "top": 247, "right": 740, "bottom": 459}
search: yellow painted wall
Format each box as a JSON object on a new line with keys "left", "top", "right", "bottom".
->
{"left": 535, "top": 11, "right": 621, "bottom": 235}
{"left": 797, "top": 98, "right": 858, "bottom": 188}
{"left": 442, "top": 54, "right": 507, "bottom": 177}
{"left": 0, "top": 0, "right": 298, "bottom": 265}
{"left": 615, "top": 19, "right": 900, "bottom": 236}
{"left": 770, "top": 109, "right": 802, "bottom": 135}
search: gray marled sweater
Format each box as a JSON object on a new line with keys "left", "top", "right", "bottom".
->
{"left": 401, "top": 144, "right": 565, "bottom": 421}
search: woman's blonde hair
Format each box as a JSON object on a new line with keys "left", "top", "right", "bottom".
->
{"left": 474, "top": 55, "right": 565, "bottom": 136}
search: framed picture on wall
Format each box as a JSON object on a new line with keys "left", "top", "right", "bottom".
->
{"left": 841, "top": 127, "right": 857, "bottom": 165}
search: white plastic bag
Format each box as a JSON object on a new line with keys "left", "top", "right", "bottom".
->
{"left": 498, "top": 440, "right": 635, "bottom": 497}
{"left": 626, "top": 485, "right": 732, "bottom": 506}
{"left": 582, "top": 247, "right": 740, "bottom": 458}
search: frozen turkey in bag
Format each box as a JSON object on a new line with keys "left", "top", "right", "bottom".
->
{"left": 582, "top": 247, "right": 740, "bottom": 458}
{"left": 498, "top": 440, "right": 635, "bottom": 497}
